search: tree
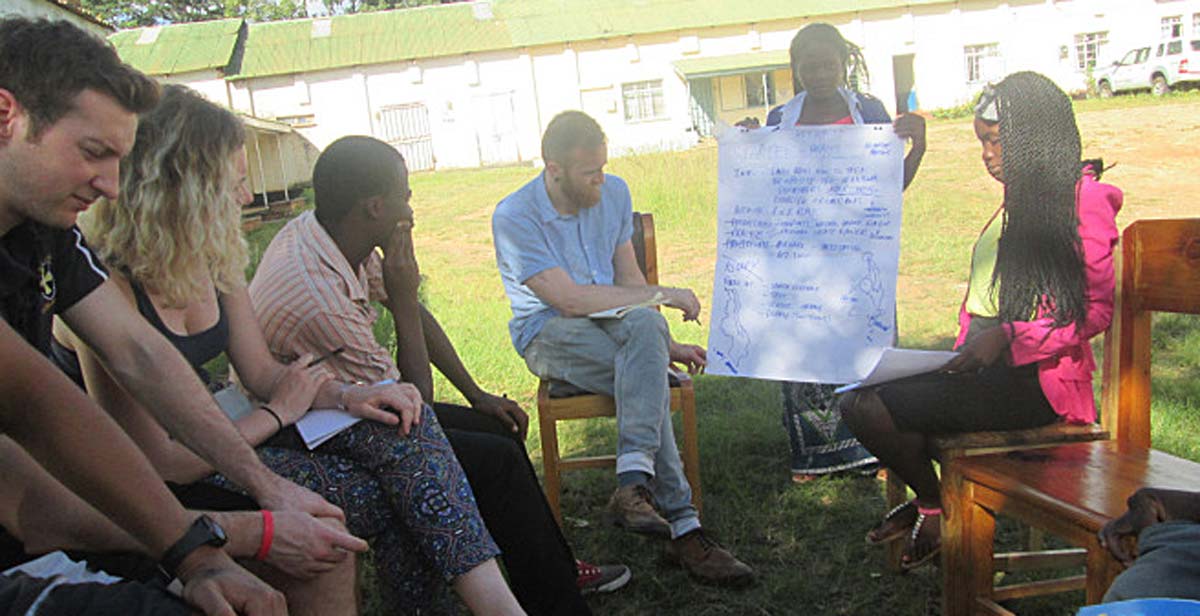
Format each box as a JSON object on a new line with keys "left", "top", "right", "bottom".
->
{"left": 82, "top": 0, "right": 466, "bottom": 28}
{"left": 307, "top": 0, "right": 468, "bottom": 17}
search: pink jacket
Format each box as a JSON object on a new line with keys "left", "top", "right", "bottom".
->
{"left": 953, "top": 172, "right": 1123, "bottom": 424}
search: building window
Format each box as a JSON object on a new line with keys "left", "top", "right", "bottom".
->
{"left": 1193, "top": 13, "right": 1200, "bottom": 37}
{"left": 744, "top": 72, "right": 776, "bottom": 108}
{"left": 964, "top": 43, "right": 1002, "bottom": 84}
{"left": 1162, "top": 15, "right": 1182, "bottom": 39}
{"left": 622, "top": 80, "right": 665, "bottom": 122}
{"left": 1074, "top": 31, "right": 1108, "bottom": 70}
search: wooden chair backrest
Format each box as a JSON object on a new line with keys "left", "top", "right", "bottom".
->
{"left": 631, "top": 212, "right": 658, "bottom": 285}
{"left": 1100, "top": 218, "right": 1200, "bottom": 448}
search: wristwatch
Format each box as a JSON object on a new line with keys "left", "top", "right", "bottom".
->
{"left": 160, "top": 514, "right": 228, "bottom": 578}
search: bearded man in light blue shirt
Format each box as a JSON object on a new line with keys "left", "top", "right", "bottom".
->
{"left": 492, "top": 111, "right": 753, "bottom": 586}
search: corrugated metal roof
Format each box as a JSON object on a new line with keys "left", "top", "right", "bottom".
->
{"left": 237, "top": 5, "right": 512, "bottom": 79}
{"left": 109, "top": 18, "right": 242, "bottom": 76}
{"left": 498, "top": 0, "right": 944, "bottom": 48}
{"left": 673, "top": 49, "right": 791, "bottom": 78}
{"left": 144, "top": 0, "right": 951, "bottom": 81}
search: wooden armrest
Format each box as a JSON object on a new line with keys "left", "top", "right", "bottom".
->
{"left": 932, "top": 422, "right": 1108, "bottom": 453}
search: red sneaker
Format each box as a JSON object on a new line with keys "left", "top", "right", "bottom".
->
{"left": 575, "top": 559, "right": 631, "bottom": 595}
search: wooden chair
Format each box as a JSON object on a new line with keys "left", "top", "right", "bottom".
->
{"left": 882, "top": 343, "right": 1111, "bottom": 573}
{"left": 947, "top": 218, "right": 1200, "bottom": 615}
{"left": 536, "top": 212, "right": 702, "bottom": 525}
{"left": 883, "top": 423, "right": 1108, "bottom": 572}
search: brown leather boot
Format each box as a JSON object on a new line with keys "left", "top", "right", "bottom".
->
{"left": 666, "top": 529, "right": 755, "bottom": 586}
{"left": 606, "top": 485, "right": 670, "bottom": 536}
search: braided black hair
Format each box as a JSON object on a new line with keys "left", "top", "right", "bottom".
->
{"left": 788, "top": 23, "right": 869, "bottom": 93}
{"left": 986, "top": 71, "right": 1087, "bottom": 328}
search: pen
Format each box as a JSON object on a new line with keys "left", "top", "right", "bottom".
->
{"left": 306, "top": 347, "right": 346, "bottom": 368}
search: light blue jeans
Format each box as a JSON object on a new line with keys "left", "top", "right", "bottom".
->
{"left": 524, "top": 307, "right": 701, "bottom": 539}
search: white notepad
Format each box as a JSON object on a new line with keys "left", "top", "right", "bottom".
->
{"left": 295, "top": 409, "right": 362, "bottom": 450}
{"left": 293, "top": 378, "right": 396, "bottom": 449}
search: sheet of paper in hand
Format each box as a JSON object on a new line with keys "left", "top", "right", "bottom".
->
{"left": 707, "top": 124, "right": 904, "bottom": 383}
{"left": 833, "top": 348, "right": 960, "bottom": 394}
{"left": 588, "top": 291, "right": 666, "bottom": 319}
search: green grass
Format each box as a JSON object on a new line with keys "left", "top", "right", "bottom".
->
{"left": 926, "top": 86, "right": 1200, "bottom": 122}
{"left": 234, "top": 97, "right": 1200, "bottom": 615}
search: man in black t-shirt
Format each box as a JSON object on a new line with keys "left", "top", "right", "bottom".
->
{"left": 0, "top": 18, "right": 362, "bottom": 615}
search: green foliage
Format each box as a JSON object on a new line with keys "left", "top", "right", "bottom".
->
{"left": 314, "top": 0, "right": 467, "bottom": 15}
{"left": 929, "top": 99, "right": 977, "bottom": 121}
{"left": 80, "top": 0, "right": 465, "bottom": 28}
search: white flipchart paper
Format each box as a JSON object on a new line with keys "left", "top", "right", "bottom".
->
{"left": 707, "top": 124, "right": 904, "bottom": 383}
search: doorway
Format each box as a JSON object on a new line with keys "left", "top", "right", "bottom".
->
{"left": 378, "top": 103, "right": 435, "bottom": 171}
{"left": 892, "top": 54, "right": 917, "bottom": 113}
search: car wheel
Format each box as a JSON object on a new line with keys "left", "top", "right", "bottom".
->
{"left": 1152, "top": 75, "right": 1170, "bottom": 96}
{"left": 1098, "top": 80, "right": 1114, "bottom": 98}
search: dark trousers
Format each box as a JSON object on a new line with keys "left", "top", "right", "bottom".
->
{"left": 434, "top": 403, "right": 591, "bottom": 616}
{"left": 0, "top": 573, "right": 190, "bottom": 616}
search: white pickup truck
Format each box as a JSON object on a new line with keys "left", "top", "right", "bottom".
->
{"left": 1094, "top": 38, "right": 1200, "bottom": 96}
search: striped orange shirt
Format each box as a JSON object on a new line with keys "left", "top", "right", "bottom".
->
{"left": 248, "top": 211, "right": 399, "bottom": 384}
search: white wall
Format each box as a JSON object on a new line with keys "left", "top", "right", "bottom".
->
{"left": 160, "top": 70, "right": 231, "bottom": 109}
{"left": 1, "top": 0, "right": 110, "bottom": 36}
{"left": 222, "top": 0, "right": 1200, "bottom": 169}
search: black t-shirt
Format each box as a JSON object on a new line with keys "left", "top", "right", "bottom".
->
{"left": 0, "top": 221, "right": 108, "bottom": 356}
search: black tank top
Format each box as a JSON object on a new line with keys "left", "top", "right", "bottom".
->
{"left": 127, "top": 278, "right": 229, "bottom": 384}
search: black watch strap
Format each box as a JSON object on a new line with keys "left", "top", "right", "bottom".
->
{"left": 160, "top": 515, "right": 228, "bottom": 578}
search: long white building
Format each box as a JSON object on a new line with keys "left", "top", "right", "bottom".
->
{"left": 111, "top": 0, "right": 1200, "bottom": 171}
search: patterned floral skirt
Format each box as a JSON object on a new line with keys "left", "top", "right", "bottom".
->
{"left": 782, "top": 381, "right": 877, "bottom": 476}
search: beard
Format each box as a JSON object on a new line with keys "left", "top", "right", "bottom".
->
{"left": 562, "top": 177, "right": 601, "bottom": 209}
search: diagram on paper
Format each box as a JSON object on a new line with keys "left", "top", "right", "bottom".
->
{"left": 707, "top": 125, "right": 904, "bottom": 384}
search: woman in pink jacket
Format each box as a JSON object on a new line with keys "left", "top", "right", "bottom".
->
{"left": 839, "top": 71, "right": 1123, "bottom": 571}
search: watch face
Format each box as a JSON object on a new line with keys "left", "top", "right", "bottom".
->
{"left": 201, "top": 515, "right": 229, "bottom": 546}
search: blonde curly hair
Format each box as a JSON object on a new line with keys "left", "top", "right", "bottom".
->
{"left": 83, "top": 84, "right": 248, "bottom": 307}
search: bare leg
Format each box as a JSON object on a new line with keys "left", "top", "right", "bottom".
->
{"left": 840, "top": 390, "right": 942, "bottom": 566}
{"left": 840, "top": 390, "right": 940, "bottom": 506}
{"left": 454, "top": 558, "right": 526, "bottom": 616}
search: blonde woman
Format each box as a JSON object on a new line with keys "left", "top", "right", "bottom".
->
{"left": 54, "top": 85, "right": 525, "bottom": 616}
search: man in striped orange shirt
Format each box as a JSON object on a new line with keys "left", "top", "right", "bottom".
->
{"left": 249, "top": 136, "right": 631, "bottom": 613}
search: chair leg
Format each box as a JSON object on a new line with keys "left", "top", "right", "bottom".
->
{"left": 942, "top": 463, "right": 967, "bottom": 615}
{"left": 679, "top": 385, "right": 702, "bottom": 514}
{"left": 1084, "top": 536, "right": 1119, "bottom": 605}
{"left": 959, "top": 484, "right": 996, "bottom": 616}
{"left": 884, "top": 468, "right": 907, "bottom": 572}
{"left": 539, "top": 411, "right": 564, "bottom": 526}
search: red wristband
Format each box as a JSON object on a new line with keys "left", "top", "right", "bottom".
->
{"left": 254, "top": 510, "right": 274, "bottom": 561}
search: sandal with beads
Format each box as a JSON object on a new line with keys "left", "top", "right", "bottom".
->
{"left": 865, "top": 499, "right": 918, "bottom": 545}
{"left": 899, "top": 505, "right": 942, "bottom": 571}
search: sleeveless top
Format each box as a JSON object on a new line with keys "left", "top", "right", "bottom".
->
{"left": 128, "top": 278, "right": 229, "bottom": 384}
{"left": 51, "top": 277, "right": 230, "bottom": 388}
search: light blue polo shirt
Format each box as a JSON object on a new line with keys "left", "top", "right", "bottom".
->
{"left": 492, "top": 172, "right": 634, "bottom": 355}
